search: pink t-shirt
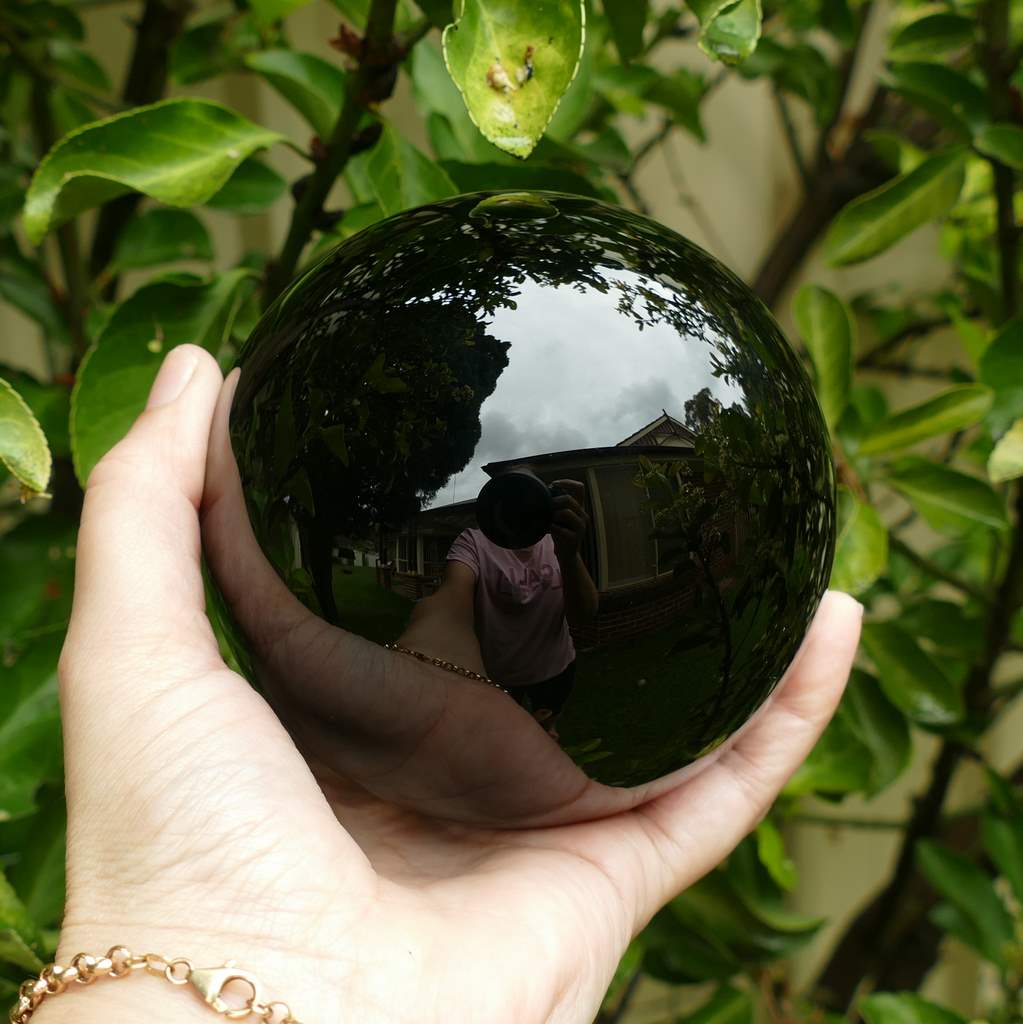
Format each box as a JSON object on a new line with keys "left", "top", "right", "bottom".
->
{"left": 446, "top": 528, "right": 576, "bottom": 687}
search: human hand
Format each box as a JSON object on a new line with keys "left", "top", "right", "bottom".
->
{"left": 44, "top": 345, "right": 862, "bottom": 1024}
{"left": 550, "top": 478, "right": 589, "bottom": 561}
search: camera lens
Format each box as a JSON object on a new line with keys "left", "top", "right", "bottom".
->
{"left": 476, "top": 470, "right": 554, "bottom": 549}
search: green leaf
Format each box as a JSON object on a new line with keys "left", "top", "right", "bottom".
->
{"left": 0, "top": 636, "right": 63, "bottom": 824}
{"left": 0, "top": 872, "right": 43, "bottom": 972}
{"left": 679, "top": 986, "right": 754, "bottom": 1024}
{"left": 0, "top": 238, "right": 67, "bottom": 342}
{"left": 71, "top": 272, "right": 256, "bottom": 482}
{"left": 982, "top": 812, "right": 1023, "bottom": 907}
{"left": 205, "top": 158, "right": 287, "bottom": 214}
{"left": 788, "top": 668, "right": 910, "bottom": 797}
{"left": 366, "top": 124, "right": 458, "bottom": 215}
{"left": 865, "top": 130, "right": 926, "bottom": 174}
{"left": 0, "top": 517, "right": 75, "bottom": 652}
{"left": 413, "top": 0, "right": 453, "bottom": 29}
{"left": 975, "top": 123, "right": 1023, "bottom": 170}
{"left": 109, "top": 208, "right": 213, "bottom": 271}
{"left": 889, "top": 13, "right": 976, "bottom": 61}
{"left": 860, "top": 622, "right": 963, "bottom": 726}
{"left": 830, "top": 489, "right": 887, "bottom": 596}
{"left": 841, "top": 669, "right": 911, "bottom": 793}
{"left": 886, "top": 457, "right": 1007, "bottom": 533}
{"left": 989, "top": 417, "right": 1023, "bottom": 483}
{"left": 861, "top": 993, "right": 967, "bottom": 1024}
{"left": 916, "top": 840, "right": 1013, "bottom": 965}
{"left": 8, "top": 786, "right": 65, "bottom": 927}
{"left": 755, "top": 819, "right": 796, "bottom": 891}
{"left": 23, "top": 98, "right": 283, "bottom": 244}
{"left": 249, "top": 0, "right": 312, "bottom": 26}
{"left": 793, "top": 284, "right": 853, "bottom": 429}
{"left": 889, "top": 63, "right": 989, "bottom": 138}
{"left": 857, "top": 384, "right": 993, "bottom": 455}
{"left": 696, "top": 0, "right": 762, "bottom": 64}
{"left": 244, "top": 50, "right": 346, "bottom": 140}
{"left": 824, "top": 148, "right": 966, "bottom": 266}
{"left": 0, "top": 377, "right": 52, "bottom": 497}
{"left": 442, "top": 0, "right": 586, "bottom": 158}
{"left": 604, "top": 0, "right": 647, "bottom": 61}
{"left": 979, "top": 318, "right": 1023, "bottom": 433}
{"left": 645, "top": 69, "right": 707, "bottom": 142}
{"left": 410, "top": 40, "right": 513, "bottom": 162}
{"left": 899, "top": 599, "right": 982, "bottom": 658}
{"left": 49, "top": 39, "right": 111, "bottom": 91}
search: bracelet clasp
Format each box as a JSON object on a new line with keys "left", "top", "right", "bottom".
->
{"left": 190, "top": 962, "right": 264, "bottom": 1019}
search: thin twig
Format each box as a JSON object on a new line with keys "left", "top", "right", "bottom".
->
{"left": 774, "top": 86, "right": 810, "bottom": 189}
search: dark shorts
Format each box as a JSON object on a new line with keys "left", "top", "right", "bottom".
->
{"left": 505, "top": 660, "right": 577, "bottom": 716}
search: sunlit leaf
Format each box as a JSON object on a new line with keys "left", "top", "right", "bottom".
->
{"left": 857, "top": 384, "right": 992, "bottom": 455}
{"left": 0, "top": 377, "right": 52, "bottom": 497}
{"left": 861, "top": 992, "right": 967, "bottom": 1024}
{"left": 23, "top": 99, "right": 283, "bottom": 243}
{"left": 887, "top": 457, "right": 1008, "bottom": 532}
{"left": 975, "top": 123, "right": 1023, "bottom": 170}
{"left": 793, "top": 284, "right": 853, "bottom": 429}
{"left": 442, "top": 0, "right": 586, "bottom": 158}
{"left": 755, "top": 819, "right": 796, "bottom": 891}
{"left": 989, "top": 418, "right": 1023, "bottom": 483}
{"left": 688, "top": 0, "right": 762, "bottom": 64}
{"left": 824, "top": 148, "right": 966, "bottom": 266}
{"left": 830, "top": 490, "right": 887, "bottom": 595}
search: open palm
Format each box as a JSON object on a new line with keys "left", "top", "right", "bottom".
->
{"left": 48, "top": 346, "right": 861, "bottom": 1024}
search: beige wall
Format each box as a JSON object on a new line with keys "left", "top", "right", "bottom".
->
{"left": 3, "top": 2, "right": 1014, "bottom": 1019}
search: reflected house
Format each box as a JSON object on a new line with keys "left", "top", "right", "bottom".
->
{"left": 380, "top": 413, "right": 747, "bottom": 648}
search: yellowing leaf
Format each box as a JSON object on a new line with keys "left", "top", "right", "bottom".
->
{"left": 442, "top": 0, "right": 585, "bottom": 158}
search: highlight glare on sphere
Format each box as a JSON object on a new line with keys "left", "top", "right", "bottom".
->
{"left": 204, "top": 190, "right": 836, "bottom": 826}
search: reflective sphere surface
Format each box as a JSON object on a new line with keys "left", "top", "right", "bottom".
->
{"left": 207, "top": 190, "right": 835, "bottom": 826}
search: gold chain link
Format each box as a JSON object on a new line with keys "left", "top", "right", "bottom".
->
{"left": 9, "top": 947, "right": 303, "bottom": 1023}
{"left": 383, "top": 642, "right": 509, "bottom": 693}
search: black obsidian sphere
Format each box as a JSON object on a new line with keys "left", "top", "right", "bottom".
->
{"left": 207, "top": 190, "right": 835, "bottom": 825}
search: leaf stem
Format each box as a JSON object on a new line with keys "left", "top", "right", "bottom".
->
{"left": 263, "top": 0, "right": 401, "bottom": 307}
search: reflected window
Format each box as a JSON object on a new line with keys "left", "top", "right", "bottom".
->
{"left": 594, "top": 464, "right": 657, "bottom": 589}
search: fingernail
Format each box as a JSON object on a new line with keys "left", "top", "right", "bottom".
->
{"left": 147, "top": 346, "right": 199, "bottom": 410}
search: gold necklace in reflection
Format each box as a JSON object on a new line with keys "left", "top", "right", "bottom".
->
{"left": 382, "top": 643, "right": 510, "bottom": 694}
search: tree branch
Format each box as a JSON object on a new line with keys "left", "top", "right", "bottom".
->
{"left": 856, "top": 315, "right": 956, "bottom": 367}
{"left": 751, "top": 2, "right": 888, "bottom": 308}
{"left": 87, "top": 0, "right": 192, "bottom": 283}
{"left": 263, "top": 0, "right": 401, "bottom": 306}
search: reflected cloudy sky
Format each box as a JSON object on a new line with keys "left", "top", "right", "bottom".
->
{"left": 427, "top": 269, "right": 747, "bottom": 509}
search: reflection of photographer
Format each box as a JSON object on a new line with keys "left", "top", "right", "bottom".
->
{"left": 432, "top": 476, "right": 598, "bottom": 729}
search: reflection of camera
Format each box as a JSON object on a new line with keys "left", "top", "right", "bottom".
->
{"left": 476, "top": 470, "right": 565, "bottom": 549}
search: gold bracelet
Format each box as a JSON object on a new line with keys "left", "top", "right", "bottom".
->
{"left": 382, "top": 642, "right": 509, "bottom": 694}
{"left": 10, "top": 947, "right": 303, "bottom": 1023}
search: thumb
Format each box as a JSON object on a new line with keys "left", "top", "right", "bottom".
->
{"left": 63, "top": 344, "right": 225, "bottom": 697}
